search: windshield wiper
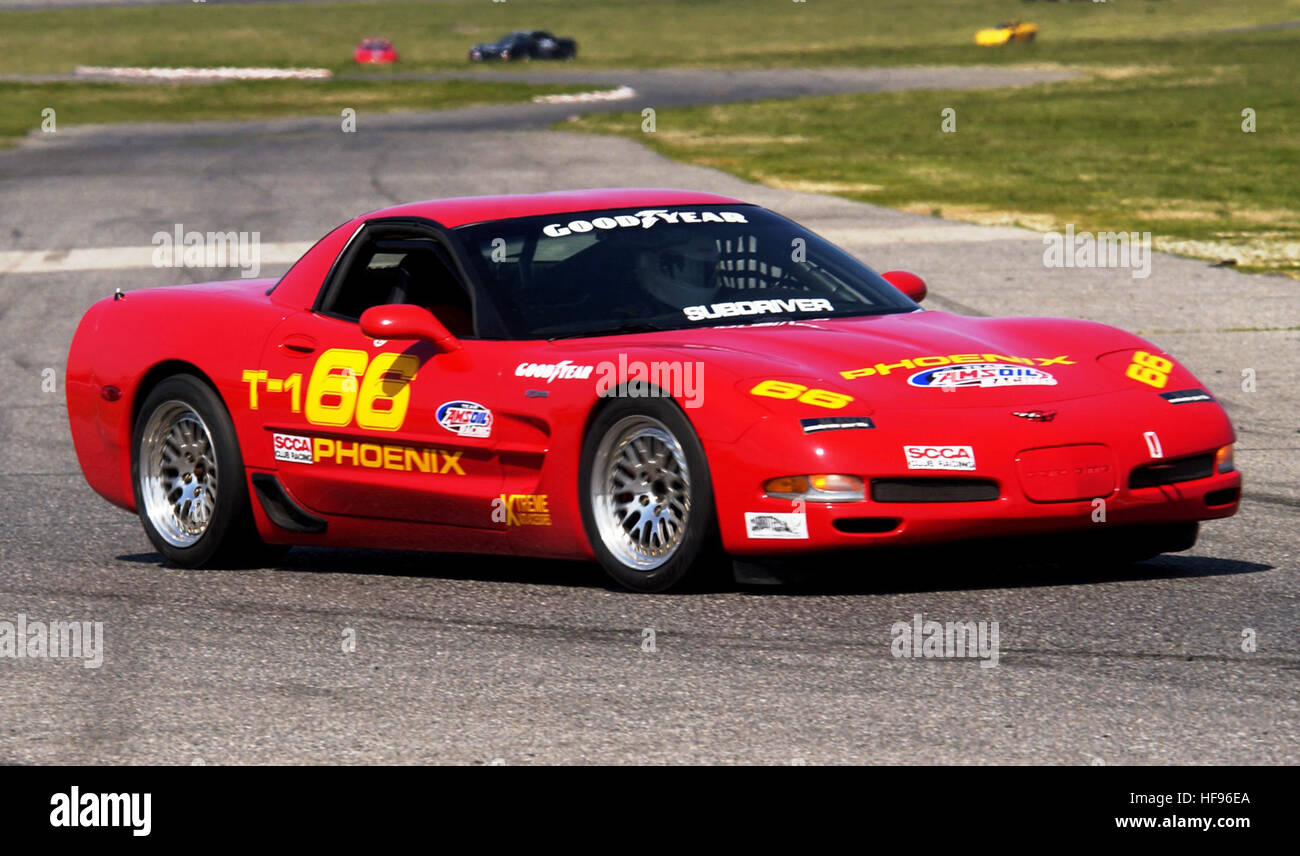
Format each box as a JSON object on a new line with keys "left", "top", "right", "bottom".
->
{"left": 547, "top": 322, "right": 671, "bottom": 341}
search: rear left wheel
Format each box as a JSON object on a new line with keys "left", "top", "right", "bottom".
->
{"left": 132, "top": 374, "right": 282, "bottom": 568}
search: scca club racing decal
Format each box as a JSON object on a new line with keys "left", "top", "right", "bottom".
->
{"left": 684, "top": 298, "right": 834, "bottom": 322}
{"left": 273, "top": 433, "right": 313, "bottom": 463}
{"left": 908, "top": 363, "right": 1058, "bottom": 389}
{"left": 841, "top": 353, "right": 1073, "bottom": 380}
{"left": 492, "top": 493, "right": 552, "bottom": 526}
{"left": 541, "top": 209, "right": 749, "bottom": 238}
{"left": 904, "top": 445, "right": 976, "bottom": 471}
{"left": 744, "top": 511, "right": 808, "bottom": 540}
{"left": 437, "top": 400, "right": 493, "bottom": 438}
{"left": 273, "top": 434, "right": 465, "bottom": 474}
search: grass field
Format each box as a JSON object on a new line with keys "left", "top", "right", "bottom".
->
{"left": 1, "top": 0, "right": 1297, "bottom": 73}
{"left": 0, "top": 78, "right": 587, "bottom": 147}
{"left": 568, "top": 22, "right": 1300, "bottom": 276}
{"left": 2, "top": 0, "right": 1297, "bottom": 274}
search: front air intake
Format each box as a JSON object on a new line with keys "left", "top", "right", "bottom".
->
{"left": 1129, "top": 453, "right": 1215, "bottom": 489}
{"left": 870, "top": 478, "right": 1000, "bottom": 503}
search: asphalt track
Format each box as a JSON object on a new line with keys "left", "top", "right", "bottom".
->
{"left": 0, "top": 67, "right": 1296, "bottom": 764}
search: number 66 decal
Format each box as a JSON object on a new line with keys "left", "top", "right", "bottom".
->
{"left": 243, "top": 348, "right": 419, "bottom": 431}
{"left": 1125, "top": 350, "right": 1173, "bottom": 389}
{"left": 304, "top": 348, "right": 419, "bottom": 431}
{"left": 750, "top": 379, "right": 853, "bottom": 410}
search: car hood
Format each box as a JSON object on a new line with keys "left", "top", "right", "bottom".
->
{"left": 551, "top": 310, "right": 1168, "bottom": 408}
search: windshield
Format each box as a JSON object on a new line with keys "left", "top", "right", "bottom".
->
{"left": 455, "top": 205, "right": 918, "bottom": 339}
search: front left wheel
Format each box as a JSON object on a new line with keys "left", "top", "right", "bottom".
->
{"left": 132, "top": 374, "right": 279, "bottom": 568}
{"left": 579, "top": 399, "right": 717, "bottom": 592}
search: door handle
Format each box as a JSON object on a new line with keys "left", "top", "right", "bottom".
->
{"left": 279, "top": 333, "right": 317, "bottom": 356}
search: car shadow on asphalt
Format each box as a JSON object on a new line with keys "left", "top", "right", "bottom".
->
{"left": 115, "top": 545, "right": 1273, "bottom": 596}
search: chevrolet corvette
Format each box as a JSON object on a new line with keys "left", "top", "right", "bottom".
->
{"left": 66, "top": 189, "right": 1241, "bottom": 591}
{"left": 468, "top": 30, "right": 576, "bottom": 62}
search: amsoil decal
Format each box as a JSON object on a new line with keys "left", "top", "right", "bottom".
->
{"left": 908, "top": 363, "right": 1058, "bottom": 389}
{"left": 800, "top": 416, "right": 875, "bottom": 433}
{"left": 744, "top": 511, "right": 808, "bottom": 540}
{"left": 541, "top": 209, "right": 748, "bottom": 238}
{"left": 904, "top": 445, "right": 976, "bottom": 471}
{"left": 492, "top": 493, "right": 552, "bottom": 526}
{"left": 841, "top": 354, "right": 1073, "bottom": 380}
{"left": 436, "top": 400, "right": 493, "bottom": 438}
{"left": 272, "top": 432, "right": 313, "bottom": 463}
{"left": 684, "top": 298, "right": 834, "bottom": 322}
{"left": 1160, "top": 387, "right": 1213, "bottom": 405}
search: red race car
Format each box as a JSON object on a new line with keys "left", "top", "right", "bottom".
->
{"left": 66, "top": 189, "right": 1241, "bottom": 591}
{"left": 353, "top": 37, "right": 397, "bottom": 64}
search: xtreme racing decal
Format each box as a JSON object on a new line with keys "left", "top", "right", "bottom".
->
{"left": 492, "top": 494, "right": 552, "bottom": 526}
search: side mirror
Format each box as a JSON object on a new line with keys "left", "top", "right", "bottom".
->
{"left": 359, "top": 304, "right": 461, "bottom": 353}
{"left": 881, "top": 270, "right": 927, "bottom": 304}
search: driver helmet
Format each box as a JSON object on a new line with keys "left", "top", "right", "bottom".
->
{"left": 634, "top": 231, "right": 722, "bottom": 307}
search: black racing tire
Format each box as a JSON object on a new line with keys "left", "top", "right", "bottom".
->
{"left": 578, "top": 396, "right": 718, "bottom": 592}
{"left": 131, "top": 374, "right": 283, "bottom": 568}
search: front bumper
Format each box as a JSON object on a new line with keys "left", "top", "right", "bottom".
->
{"left": 707, "top": 390, "right": 1241, "bottom": 555}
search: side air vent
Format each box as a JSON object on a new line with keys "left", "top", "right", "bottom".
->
{"left": 251, "top": 473, "right": 327, "bottom": 534}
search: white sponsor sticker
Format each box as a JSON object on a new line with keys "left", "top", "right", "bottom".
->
{"left": 273, "top": 433, "right": 313, "bottom": 464}
{"left": 437, "top": 400, "right": 493, "bottom": 438}
{"left": 684, "top": 297, "right": 834, "bottom": 322}
{"left": 904, "top": 445, "right": 976, "bottom": 471}
{"left": 908, "top": 363, "right": 1057, "bottom": 389}
{"left": 744, "top": 511, "right": 809, "bottom": 540}
{"left": 1143, "top": 431, "right": 1163, "bottom": 459}
{"left": 541, "top": 208, "right": 749, "bottom": 238}
{"left": 514, "top": 360, "right": 595, "bottom": 382}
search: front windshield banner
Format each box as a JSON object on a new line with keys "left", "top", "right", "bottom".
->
{"left": 456, "top": 205, "right": 917, "bottom": 339}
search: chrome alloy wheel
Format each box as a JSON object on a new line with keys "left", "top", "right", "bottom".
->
{"left": 138, "top": 400, "right": 219, "bottom": 548}
{"left": 590, "top": 416, "right": 692, "bottom": 571}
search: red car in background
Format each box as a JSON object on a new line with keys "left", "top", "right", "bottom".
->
{"left": 65, "top": 189, "right": 1240, "bottom": 591}
{"left": 353, "top": 37, "right": 397, "bottom": 64}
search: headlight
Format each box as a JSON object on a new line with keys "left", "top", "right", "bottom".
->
{"left": 1215, "top": 444, "right": 1234, "bottom": 473}
{"left": 764, "top": 474, "right": 864, "bottom": 502}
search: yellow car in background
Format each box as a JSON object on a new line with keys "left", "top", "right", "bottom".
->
{"left": 975, "top": 20, "right": 1038, "bottom": 46}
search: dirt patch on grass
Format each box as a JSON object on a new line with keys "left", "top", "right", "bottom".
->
{"left": 757, "top": 175, "right": 885, "bottom": 194}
